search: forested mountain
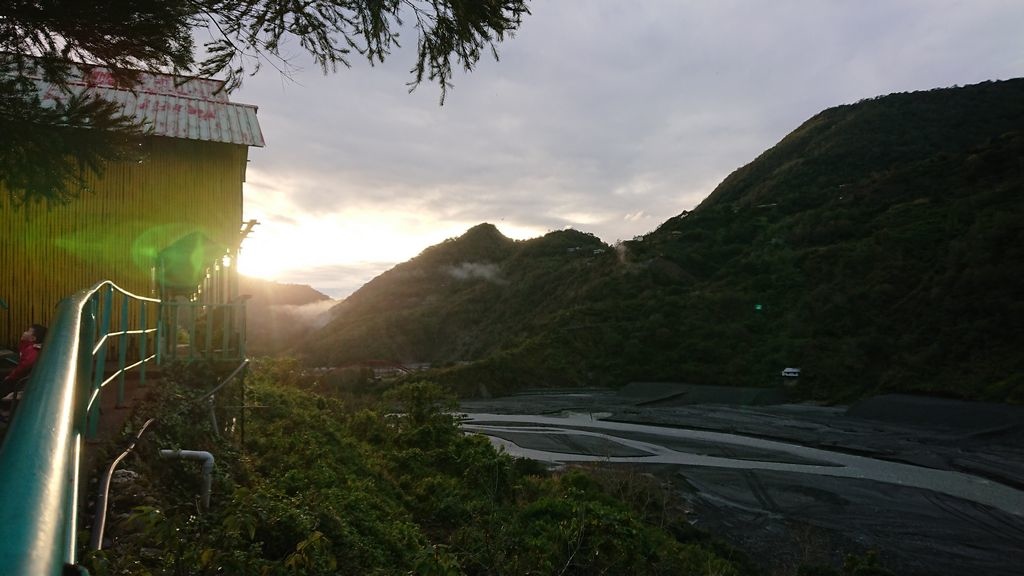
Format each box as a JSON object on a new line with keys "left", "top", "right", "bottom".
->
{"left": 239, "top": 276, "right": 333, "bottom": 355}
{"left": 301, "top": 79, "right": 1024, "bottom": 402}
{"left": 302, "top": 223, "right": 608, "bottom": 367}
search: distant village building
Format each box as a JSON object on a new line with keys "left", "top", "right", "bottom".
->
{"left": 0, "top": 63, "right": 264, "bottom": 347}
{"left": 356, "top": 360, "right": 431, "bottom": 380}
{"left": 370, "top": 362, "right": 432, "bottom": 379}
{"left": 781, "top": 367, "right": 801, "bottom": 378}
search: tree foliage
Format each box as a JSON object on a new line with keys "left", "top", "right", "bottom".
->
{"left": 0, "top": 0, "right": 530, "bottom": 204}
{"left": 0, "top": 73, "right": 145, "bottom": 205}
{"left": 87, "top": 359, "right": 752, "bottom": 575}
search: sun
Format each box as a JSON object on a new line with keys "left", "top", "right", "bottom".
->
{"left": 237, "top": 214, "right": 425, "bottom": 281}
{"left": 236, "top": 232, "right": 294, "bottom": 280}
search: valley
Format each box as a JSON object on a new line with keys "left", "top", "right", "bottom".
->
{"left": 460, "top": 385, "right": 1024, "bottom": 575}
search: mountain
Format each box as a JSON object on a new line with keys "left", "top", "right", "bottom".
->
{"left": 302, "top": 223, "right": 609, "bottom": 366}
{"left": 300, "top": 79, "right": 1024, "bottom": 402}
{"left": 238, "top": 276, "right": 333, "bottom": 355}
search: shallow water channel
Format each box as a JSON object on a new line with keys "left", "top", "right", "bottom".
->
{"left": 461, "top": 412, "right": 1024, "bottom": 518}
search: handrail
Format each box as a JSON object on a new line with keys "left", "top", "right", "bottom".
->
{"left": 197, "top": 357, "right": 250, "bottom": 403}
{"left": 161, "top": 298, "right": 248, "bottom": 362}
{"left": 0, "top": 281, "right": 159, "bottom": 575}
{"left": 90, "top": 357, "right": 249, "bottom": 552}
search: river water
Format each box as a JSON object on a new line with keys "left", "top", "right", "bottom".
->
{"left": 461, "top": 412, "right": 1024, "bottom": 517}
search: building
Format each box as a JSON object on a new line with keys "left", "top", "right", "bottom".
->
{"left": 0, "top": 63, "right": 264, "bottom": 348}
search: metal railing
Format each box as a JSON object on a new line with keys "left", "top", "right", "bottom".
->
{"left": 0, "top": 281, "right": 159, "bottom": 575}
{"left": 160, "top": 297, "right": 248, "bottom": 362}
{"left": 89, "top": 357, "right": 249, "bottom": 552}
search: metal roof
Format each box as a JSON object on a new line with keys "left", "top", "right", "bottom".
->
{"left": 33, "top": 65, "right": 265, "bottom": 147}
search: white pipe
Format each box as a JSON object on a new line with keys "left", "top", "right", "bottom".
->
{"left": 159, "top": 449, "right": 215, "bottom": 509}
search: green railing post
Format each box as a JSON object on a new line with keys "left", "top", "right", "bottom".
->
{"left": 240, "top": 363, "right": 247, "bottom": 450}
{"left": 140, "top": 302, "right": 149, "bottom": 385}
{"left": 160, "top": 301, "right": 166, "bottom": 363}
{"left": 240, "top": 301, "right": 248, "bottom": 359}
{"left": 203, "top": 304, "right": 213, "bottom": 358}
{"left": 88, "top": 288, "right": 112, "bottom": 440}
{"left": 220, "top": 304, "right": 230, "bottom": 360}
{"left": 76, "top": 297, "right": 97, "bottom": 437}
{"left": 117, "top": 295, "right": 129, "bottom": 407}
{"left": 189, "top": 300, "right": 197, "bottom": 361}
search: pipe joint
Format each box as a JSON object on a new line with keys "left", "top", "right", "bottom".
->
{"left": 159, "top": 449, "right": 215, "bottom": 509}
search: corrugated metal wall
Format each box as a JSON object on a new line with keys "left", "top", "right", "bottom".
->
{"left": 0, "top": 137, "right": 247, "bottom": 348}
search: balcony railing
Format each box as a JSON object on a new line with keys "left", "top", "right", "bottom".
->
{"left": 0, "top": 281, "right": 162, "bottom": 573}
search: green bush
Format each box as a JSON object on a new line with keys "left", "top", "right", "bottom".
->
{"left": 88, "top": 362, "right": 752, "bottom": 575}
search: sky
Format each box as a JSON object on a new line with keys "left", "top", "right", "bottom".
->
{"left": 232, "top": 0, "right": 1024, "bottom": 299}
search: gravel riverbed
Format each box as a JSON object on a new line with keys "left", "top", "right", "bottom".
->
{"left": 460, "top": 384, "right": 1024, "bottom": 576}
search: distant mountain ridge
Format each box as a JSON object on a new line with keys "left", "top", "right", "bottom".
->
{"left": 239, "top": 276, "right": 332, "bottom": 355}
{"left": 307, "top": 224, "right": 610, "bottom": 366}
{"left": 300, "top": 79, "right": 1024, "bottom": 402}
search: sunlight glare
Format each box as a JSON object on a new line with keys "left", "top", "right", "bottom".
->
{"left": 237, "top": 211, "right": 538, "bottom": 283}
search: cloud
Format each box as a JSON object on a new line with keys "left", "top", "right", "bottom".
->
{"left": 624, "top": 211, "right": 648, "bottom": 223}
{"left": 232, "top": 0, "right": 1024, "bottom": 297}
{"left": 271, "top": 299, "right": 337, "bottom": 329}
{"left": 443, "top": 262, "right": 505, "bottom": 284}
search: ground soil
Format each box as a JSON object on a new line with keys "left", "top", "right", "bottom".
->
{"left": 460, "top": 385, "right": 1024, "bottom": 576}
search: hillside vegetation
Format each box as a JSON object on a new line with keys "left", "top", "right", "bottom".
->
{"left": 301, "top": 79, "right": 1024, "bottom": 402}
{"left": 86, "top": 360, "right": 757, "bottom": 575}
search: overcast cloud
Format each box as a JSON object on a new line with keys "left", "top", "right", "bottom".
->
{"left": 233, "top": 0, "right": 1024, "bottom": 298}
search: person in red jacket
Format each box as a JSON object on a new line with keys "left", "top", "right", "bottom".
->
{"left": 1, "top": 324, "right": 47, "bottom": 400}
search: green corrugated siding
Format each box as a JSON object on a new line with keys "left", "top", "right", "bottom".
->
{"left": 0, "top": 137, "right": 247, "bottom": 347}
